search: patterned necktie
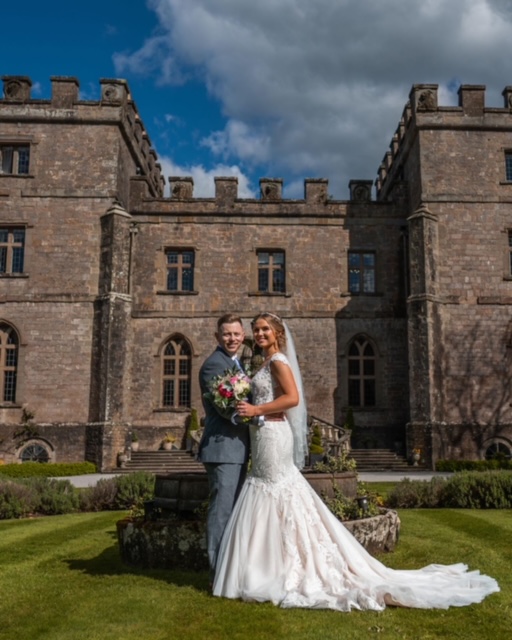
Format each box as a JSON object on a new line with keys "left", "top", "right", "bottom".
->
{"left": 233, "top": 356, "right": 243, "bottom": 371}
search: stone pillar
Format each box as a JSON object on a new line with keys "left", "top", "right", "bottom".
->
{"left": 215, "top": 176, "right": 238, "bottom": 206}
{"left": 89, "top": 201, "right": 133, "bottom": 470}
{"left": 406, "top": 203, "right": 440, "bottom": 465}
{"left": 169, "top": 176, "right": 194, "bottom": 199}
{"left": 51, "top": 76, "right": 79, "bottom": 108}
{"left": 458, "top": 85, "right": 485, "bottom": 116}
{"left": 349, "top": 180, "right": 373, "bottom": 203}
{"left": 2, "top": 76, "right": 32, "bottom": 102}
{"left": 260, "top": 178, "right": 283, "bottom": 201}
{"left": 304, "top": 178, "right": 328, "bottom": 202}
{"left": 100, "top": 78, "right": 130, "bottom": 106}
{"left": 409, "top": 84, "right": 438, "bottom": 114}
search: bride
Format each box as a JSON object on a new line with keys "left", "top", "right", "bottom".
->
{"left": 212, "top": 312, "right": 499, "bottom": 611}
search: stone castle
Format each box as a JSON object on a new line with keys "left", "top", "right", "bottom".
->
{"left": 1, "top": 75, "right": 511, "bottom": 470}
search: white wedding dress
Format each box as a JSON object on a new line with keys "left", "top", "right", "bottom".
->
{"left": 213, "top": 354, "right": 499, "bottom": 611}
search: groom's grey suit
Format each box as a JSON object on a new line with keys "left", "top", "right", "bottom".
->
{"left": 198, "top": 346, "right": 250, "bottom": 576}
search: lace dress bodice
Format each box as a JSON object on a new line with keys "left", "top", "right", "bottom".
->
{"left": 248, "top": 353, "right": 297, "bottom": 484}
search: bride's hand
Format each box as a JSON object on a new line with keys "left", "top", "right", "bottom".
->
{"left": 236, "top": 401, "right": 257, "bottom": 418}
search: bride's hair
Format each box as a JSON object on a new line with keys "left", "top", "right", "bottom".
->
{"left": 251, "top": 312, "right": 286, "bottom": 349}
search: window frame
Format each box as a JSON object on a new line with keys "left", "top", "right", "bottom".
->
{"left": 0, "top": 323, "right": 19, "bottom": 404}
{"left": 0, "top": 226, "right": 26, "bottom": 276}
{"left": 347, "top": 335, "right": 377, "bottom": 408}
{"left": 505, "top": 151, "right": 512, "bottom": 182}
{"left": 160, "top": 335, "right": 192, "bottom": 409}
{"left": 0, "top": 143, "right": 30, "bottom": 176}
{"left": 161, "top": 247, "right": 197, "bottom": 295}
{"left": 256, "top": 249, "right": 286, "bottom": 295}
{"left": 348, "top": 250, "right": 376, "bottom": 295}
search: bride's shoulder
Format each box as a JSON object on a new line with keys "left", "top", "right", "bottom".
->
{"left": 270, "top": 352, "right": 289, "bottom": 366}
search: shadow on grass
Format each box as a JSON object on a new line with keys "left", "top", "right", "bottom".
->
{"left": 65, "top": 535, "right": 210, "bottom": 593}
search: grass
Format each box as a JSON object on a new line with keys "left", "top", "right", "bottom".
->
{"left": 0, "top": 509, "right": 510, "bottom": 640}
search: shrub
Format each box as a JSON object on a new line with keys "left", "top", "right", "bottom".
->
{"left": 343, "top": 407, "right": 355, "bottom": 431}
{"left": 112, "top": 472, "right": 154, "bottom": 510}
{"left": 26, "top": 478, "right": 80, "bottom": 515}
{"left": 0, "top": 461, "right": 97, "bottom": 478}
{"left": 440, "top": 471, "right": 512, "bottom": 509}
{"left": 79, "top": 478, "right": 118, "bottom": 512}
{"left": 309, "top": 424, "right": 324, "bottom": 455}
{"left": 387, "top": 477, "right": 447, "bottom": 509}
{"left": 323, "top": 483, "right": 380, "bottom": 521}
{"left": 0, "top": 479, "right": 38, "bottom": 519}
{"left": 188, "top": 408, "right": 200, "bottom": 434}
{"left": 386, "top": 471, "right": 512, "bottom": 509}
{"left": 311, "top": 452, "right": 357, "bottom": 473}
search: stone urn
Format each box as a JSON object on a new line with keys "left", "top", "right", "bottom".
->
{"left": 117, "top": 451, "right": 128, "bottom": 468}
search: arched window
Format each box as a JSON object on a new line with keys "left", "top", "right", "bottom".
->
{"left": 20, "top": 442, "right": 50, "bottom": 463}
{"left": 348, "top": 335, "right": 376, "bottom": 407}
{"left": 484, "top": 441, "right": 512, "bottom": 461}
{"left": 162, "top": 335, "right": 192, "bottom": 408}
{"left": 0, "top": 322, "right": 18, "bottom": 403}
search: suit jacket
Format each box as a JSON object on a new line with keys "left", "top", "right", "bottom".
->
{"left": 198, "top": 346, "right": 250, "bottom": 464}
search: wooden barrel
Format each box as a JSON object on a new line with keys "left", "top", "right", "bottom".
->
{"left": 150, "top": 473, "right": 210, "bottom": 517}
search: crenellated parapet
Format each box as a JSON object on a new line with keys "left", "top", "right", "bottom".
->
{"left": 142, "top": 174, "right": 372, "bottom": 208}
{"left": 376, "top": 83, "right": 512, "bottom": 202}
{"left": 0, "top": 75, "right": 165, "bottom": 198}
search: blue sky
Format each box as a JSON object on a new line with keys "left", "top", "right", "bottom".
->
{"left": 2, "top": 0, "right": 512, "bottom": 199}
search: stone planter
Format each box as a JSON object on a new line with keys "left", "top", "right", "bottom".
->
{"left": 131, "top": 441, "right": 139, "bottom": 452}
{"left": 117, "top": 509, "right": 400, "bottom": 571}
{"left": 162, "top": 441, "right": 174, "bottom": 451}
{"left": 303, "top": 471, "right": 357, "bottom": 500}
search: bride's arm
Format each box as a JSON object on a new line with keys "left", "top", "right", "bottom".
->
{"left": 236, "top": 360, "right": 299, "bottom": 418}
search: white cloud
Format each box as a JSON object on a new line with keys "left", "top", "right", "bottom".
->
{"left": 120, "top": 0, "right": 512, "bottom": 197}
{"left": 201, "top": 120, "right": 271, "bottom": 165}
{"left": 157, "top": 154, "right": 256, "bottom": 198}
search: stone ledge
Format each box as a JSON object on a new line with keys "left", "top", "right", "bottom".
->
{"left": 117, "top": 509, "right": 401, "bottom": 572}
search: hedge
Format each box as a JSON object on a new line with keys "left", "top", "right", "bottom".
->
{"left": 387, "top": 471, "right": 512, "bottom": 509}
{"left": 435, "top": 459, "right": 512, "bottom": 472}
{"left": 0, "top": 461, "right": 97, "bottom": 478}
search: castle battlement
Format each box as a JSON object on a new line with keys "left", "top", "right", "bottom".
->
{"left": 0, "top": 75, "right": 164, "bottom": 198}
{"left": 377, "top": 83, "right": 512, "bottom": 201}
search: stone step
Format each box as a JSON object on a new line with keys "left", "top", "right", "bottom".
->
{"left": 113, "top": 449, "right": 206, "bottom": 474}
{"left": 348, "top": 448, "right": 413, "bottom": 471}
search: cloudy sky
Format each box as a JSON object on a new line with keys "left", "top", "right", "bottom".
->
{"left": 3, "top": 0, "right": 512, "bottom": 198}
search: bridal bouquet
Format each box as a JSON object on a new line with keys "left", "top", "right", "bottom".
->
{"left": 206, "top": 367, "right": 252, "bottom": 422}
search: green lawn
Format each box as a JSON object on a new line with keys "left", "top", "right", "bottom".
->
{"left": 0, "top": 509, "right": 509, "bottom": 640}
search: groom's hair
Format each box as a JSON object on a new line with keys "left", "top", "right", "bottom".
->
{"left": 217, "top": 313, "right": 243, "bottom": 331}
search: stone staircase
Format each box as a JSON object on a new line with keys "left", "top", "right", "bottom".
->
{"left": 113, "top": 447, "right": 413, "bottom": 474}
{"left": 115, "top": 450, "right": 205, "bottom": 474}
{"left": 348, "top": 448, "right": 411, "bottom": 472}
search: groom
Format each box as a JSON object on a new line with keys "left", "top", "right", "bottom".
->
{"left": 198, "top": 313, "right": 251, "bottom": 579}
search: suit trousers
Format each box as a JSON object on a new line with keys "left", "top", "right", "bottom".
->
{"left": 204, "top": 462, "right": 247, "bottom": 577}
